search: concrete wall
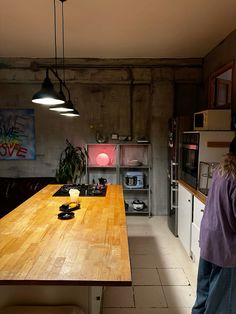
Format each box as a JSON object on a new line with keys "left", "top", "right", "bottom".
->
{"left": 0, "top": 58, "right": 202, "bottom": 215}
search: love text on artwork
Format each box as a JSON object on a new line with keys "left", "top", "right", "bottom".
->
{"left": 0, "top": 113, "right": 30, "bottom": 159}
{"left": 0, "top": 143, "right": 27, "bottom": 158}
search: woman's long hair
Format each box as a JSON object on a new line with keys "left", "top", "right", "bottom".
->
{"left": 217, "top": 153, "right": 236, "bottom": 178}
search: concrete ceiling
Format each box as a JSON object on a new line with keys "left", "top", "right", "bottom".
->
{"left": 1, "top": 0, "right": 236, "bottom": 59}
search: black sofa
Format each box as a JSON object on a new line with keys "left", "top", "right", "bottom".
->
{"left": 0, "top": 177, "right": 56, "bottom": 218}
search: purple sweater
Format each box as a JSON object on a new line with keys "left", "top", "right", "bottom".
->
{"left": 199, "top": 172, "right": 236, "bottom": 267}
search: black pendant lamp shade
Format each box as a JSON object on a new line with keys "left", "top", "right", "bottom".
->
{"left": 49, "top": 94, "right": 74, "bottom": 112}
{"left": 32, "top": 70, "right": 65, "bottom": 105}
{"left": 60, "top": 110, "right": 80, "bottom": 117}
{"left": 60, "top": 105, "right": 80, "bottom": 117}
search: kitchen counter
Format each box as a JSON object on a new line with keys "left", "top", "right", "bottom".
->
{"left": 0, "top": 184, "right": 131, "bottom": 286}
{"left": 178, "top": 180, "right": 207, "bottom": 204}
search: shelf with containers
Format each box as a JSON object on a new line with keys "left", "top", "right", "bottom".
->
{"left": 86, "top": 144, "right": 118, "bottom": 185}
{"left": 119, "top": 144, "right": 152, "bottom": 217}
{"left": 86, "top": 143, "right": 152, "bottom": 217}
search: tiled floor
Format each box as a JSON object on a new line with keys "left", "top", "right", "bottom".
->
{"left": 102, "top": 216, "right": 198, "bottom": 314}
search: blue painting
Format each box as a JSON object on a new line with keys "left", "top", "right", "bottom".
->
{"left": 0, "top": 109, "right": 36, "bottom": 160}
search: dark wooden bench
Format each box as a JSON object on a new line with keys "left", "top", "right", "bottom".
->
{"left": 0, "top": 177, "right": 56, "bottom": 218}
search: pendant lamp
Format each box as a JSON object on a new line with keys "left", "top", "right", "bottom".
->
{"left": 49, "top": 83, "right": 72, "bottom": 112}
{"left": 32, "top": 69, "right": 65, "bottom": 105}
{"left": 60, "top": 106, "right": 80, "bottom": 117}
{"left": 32, "top": 0, "right": 80, "bottom": 117}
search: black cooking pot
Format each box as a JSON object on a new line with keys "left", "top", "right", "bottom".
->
{"left": 98, "top": 177, "right": 107, "bottom": 185}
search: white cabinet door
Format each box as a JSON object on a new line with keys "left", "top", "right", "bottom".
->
{"left": 191, "top": 223, "right": 200, "bottom": 263}
{"left": 193, "top": 197, "right": 205, "bottom": 229}
{"left": 178, "top": 183, "right": 193, "bottom": 255}
{"left": 191, "top": 196, "right": 205, "bottom": 263}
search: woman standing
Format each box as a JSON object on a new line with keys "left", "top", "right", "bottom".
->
{"left": 192, "top": 136, "right": 236, "bottom": 314}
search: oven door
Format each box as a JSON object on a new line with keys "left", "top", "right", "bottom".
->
{"left": 180, "top": 144, "right": 198, "bottom": 188}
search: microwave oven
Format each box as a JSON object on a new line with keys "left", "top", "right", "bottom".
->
{"left": 124, "top": 171, "right": 144, "bottom": 189}
{"left": 193, "top": 109, "right": 231, "bottom": 131}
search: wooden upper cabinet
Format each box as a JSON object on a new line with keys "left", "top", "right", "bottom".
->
{"left": 208, "top": 62, "right": 233, "bottom": 109}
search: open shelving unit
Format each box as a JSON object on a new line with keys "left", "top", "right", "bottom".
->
{"left": 86, "top": 143, "right": 152, "bottom": 217}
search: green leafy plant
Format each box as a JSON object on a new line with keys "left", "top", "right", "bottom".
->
{"left": 56, "top": 140, "right": 88, "bottom": 184}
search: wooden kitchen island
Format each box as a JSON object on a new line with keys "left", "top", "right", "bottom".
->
{"left": 0, "top": 184, "right": 131, "bottom": 313}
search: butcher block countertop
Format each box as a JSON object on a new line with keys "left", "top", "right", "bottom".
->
{"left": 0, "top": 184, "right": 131, "bottom": 286}
{"left": 178, "top": 180, "right": 207, "bottom": 204}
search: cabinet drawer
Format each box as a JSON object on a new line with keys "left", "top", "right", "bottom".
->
{"left": 191, "top": 223, "right": 200, "bottom": 263}
{"left": 193, "top": 197, "right": 205, "bottom": 228}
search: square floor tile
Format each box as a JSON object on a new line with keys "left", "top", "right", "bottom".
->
{"left": 102, "top": 309, "right": 136, "bottom": 314}
{"left": 158, "top": 268, "right": 190, "bottom": 286}
{"left": 163, "top": 286, "right": 195, "bottom": 307}
{"left": 131, "top": 254, "right": 156, "bottom": 269}
{"left": 133, "top": 286, "right": 167, "bottom": 308}
{"left": 167, "top": 308, "right": 192, "bottom": 314}
{"left": 130, "top": 244, "right": 156, "bottom": 254}
{"left": 103, "top": 287, "right": 134, "bottom": 308}
{"left": 135, "top": 309, "right": 169, "bottom": 314}
{"left": 128, "top": 237, "right": 157, "bottom": 254}
{"left": 102, "top": 217, "right": 197, "bottom": 314}
{"left": 154, "top": 253, "right": 182, "bottom": 268}
{"left": 102, "top": 308, "right": 186, "bottom": 314}
{"left": 132, "top": 268, "right": 161, "bottom": 285}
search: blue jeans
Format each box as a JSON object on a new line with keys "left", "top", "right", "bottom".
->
{"left": 192, "top": 257, "right": 236, "bottom": 314}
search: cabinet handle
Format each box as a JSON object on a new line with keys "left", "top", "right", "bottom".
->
{"left": 188, "top": 199, "right": 191, "bottom": 202}
{"left": 201, "top": 209, "right": 204, "bottom": 212}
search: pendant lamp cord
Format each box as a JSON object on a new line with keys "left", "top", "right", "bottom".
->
{"left": 50, "top": 0, "right": 71, "bottom": 100}
{"left": 54, "top": 0, "right": 58, "bottom": 74}
{"left": 61, "top": 0, "right": 65, "bottom": 83}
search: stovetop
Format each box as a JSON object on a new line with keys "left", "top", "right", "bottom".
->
{"left": 53, "top": 184, "right": 107, "bottom": 197}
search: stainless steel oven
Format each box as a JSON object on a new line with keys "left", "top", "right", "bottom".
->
{"left": 180, "top": 132, "right": 199, "bottom": 189}
{"left": 180, "top": 130, "right": 236, "bottom": 189}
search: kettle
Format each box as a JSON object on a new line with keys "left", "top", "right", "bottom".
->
{"left": 98, "top": 177, "right": 107, "bottom": 185}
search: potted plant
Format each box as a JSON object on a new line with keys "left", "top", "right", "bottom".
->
{"left": 56, "top": 140, "right": 88, "bottom": 184}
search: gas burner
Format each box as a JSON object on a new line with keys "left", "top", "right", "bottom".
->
{"left": 60, "top": 184, "right": 79, "bottom": 193}
{"left": 53, "top": 184, "right": 107, "bottom": 197}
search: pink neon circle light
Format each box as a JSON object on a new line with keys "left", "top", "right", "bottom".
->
{"left": 96, "top": 153, "right": 110, "bottom": 166}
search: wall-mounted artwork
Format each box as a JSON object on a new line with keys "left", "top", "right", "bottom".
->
{"left": 0, "top": 109, "right": 36, "bottom": 160}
